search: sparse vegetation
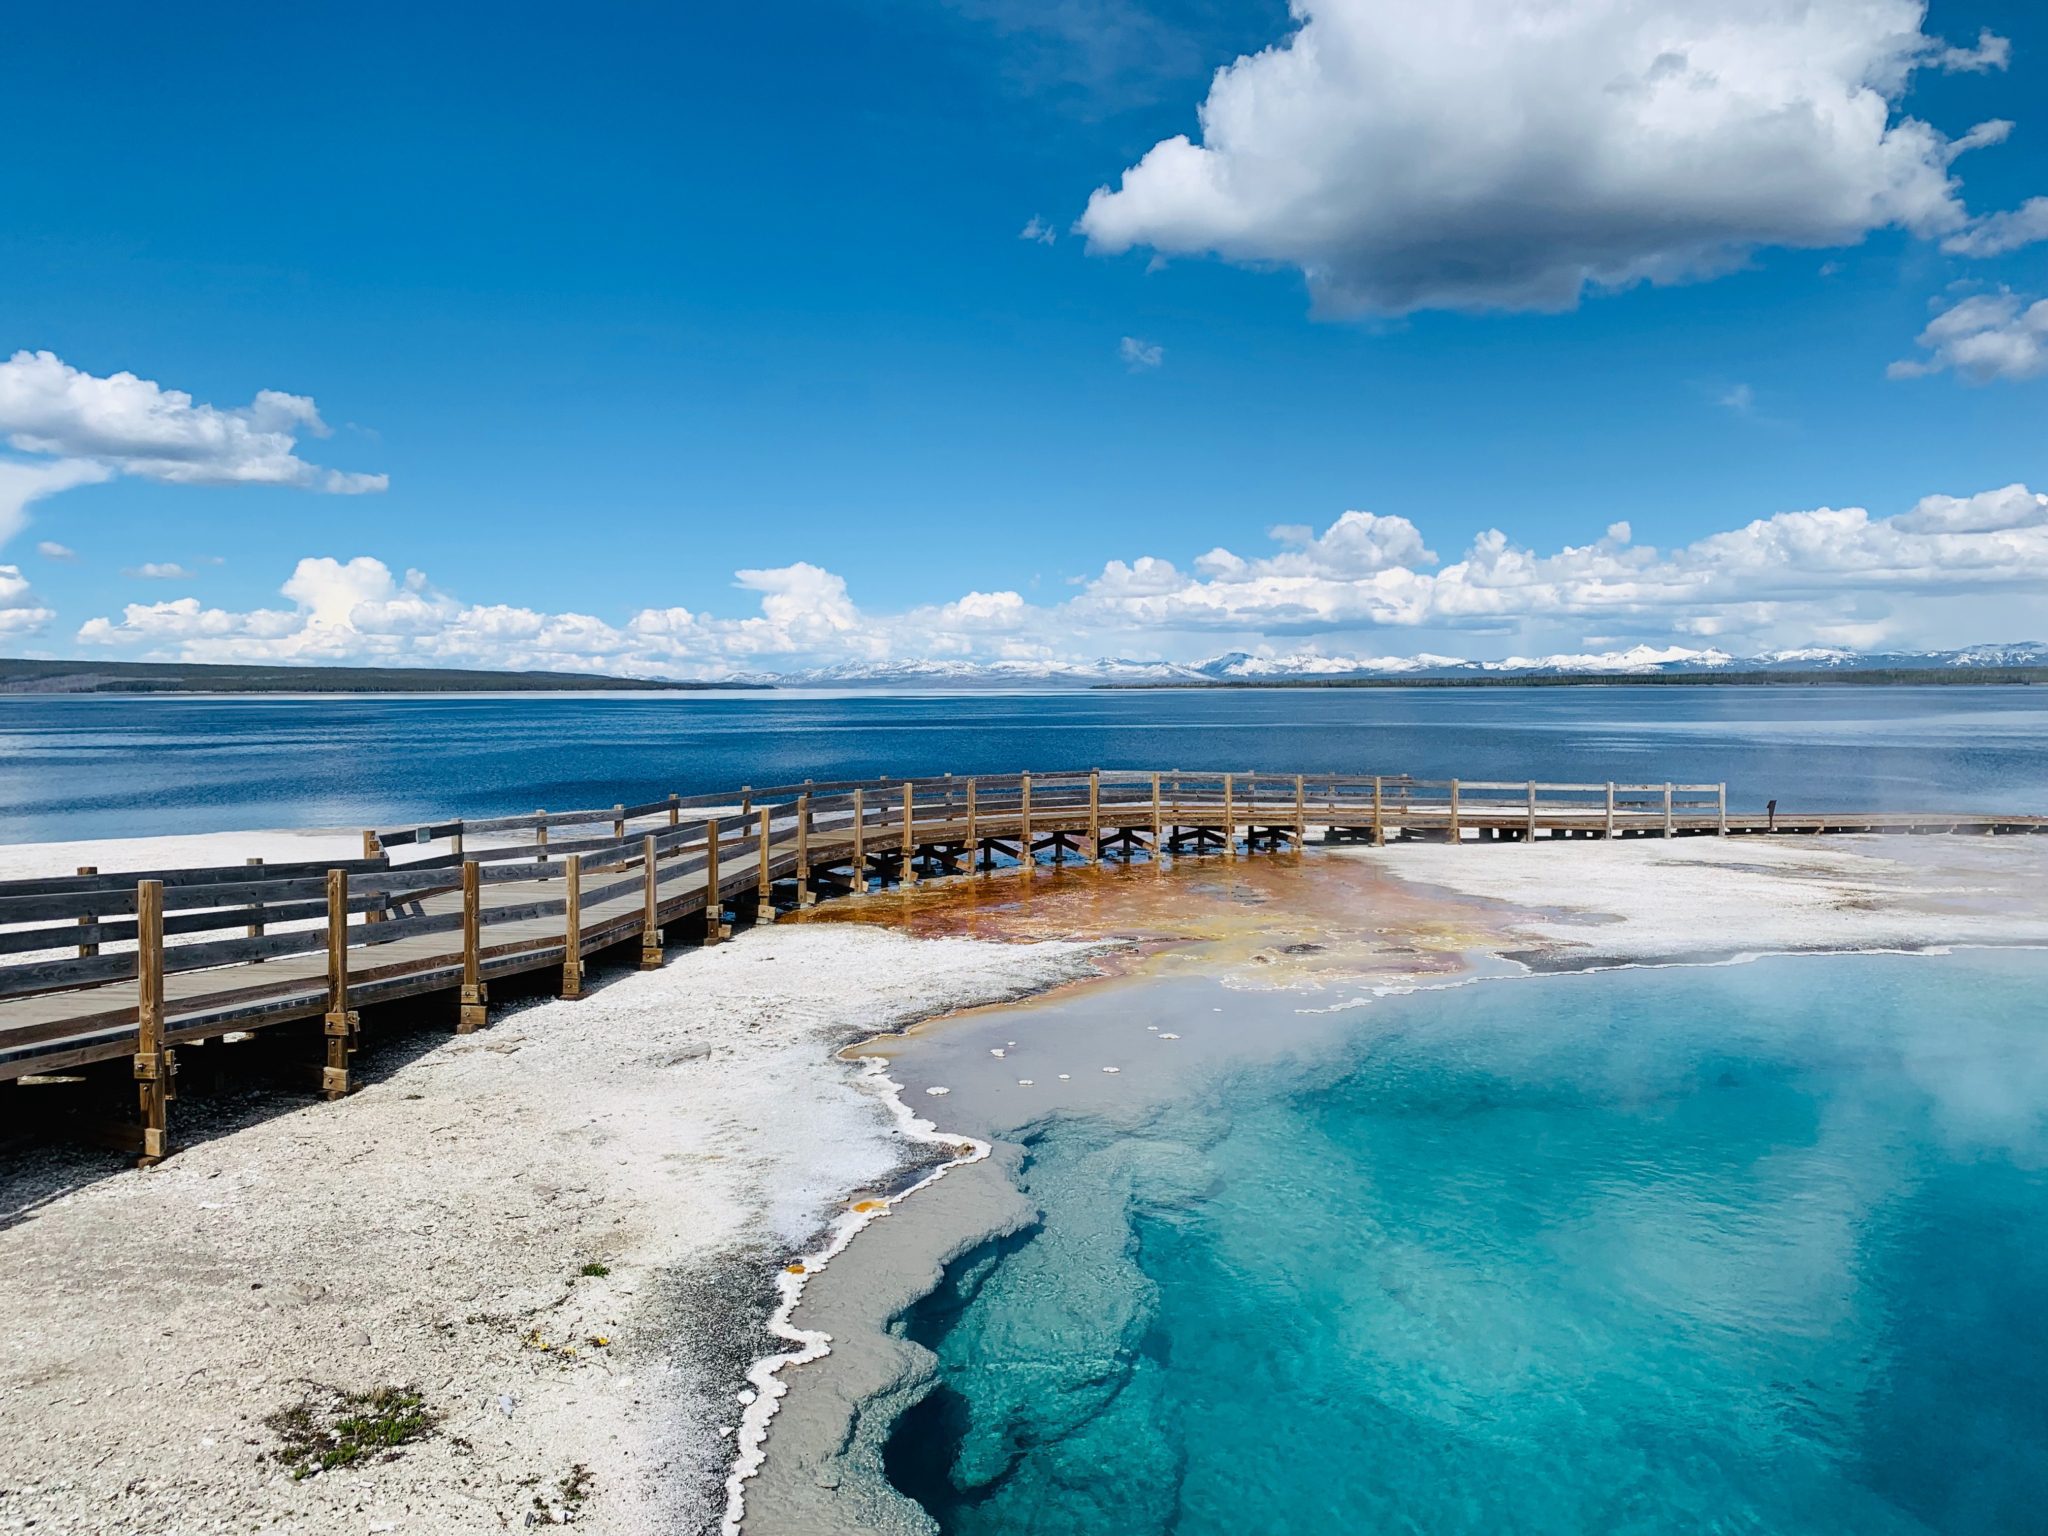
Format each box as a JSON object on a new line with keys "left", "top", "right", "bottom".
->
{"left": 531, "top": 1463, "right": 594, "bottom": 1523}
{"left": 265, "top": 1385, "right": 438, "bottom": 1479}
{"left": 578, "top": 1261, "right": 610, "bottom": 1278}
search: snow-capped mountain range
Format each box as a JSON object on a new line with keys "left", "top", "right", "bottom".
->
{"left": 761, "top": 642, "right": 2048, "bottom": 688}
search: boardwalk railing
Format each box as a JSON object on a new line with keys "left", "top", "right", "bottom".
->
{"left": 3, "top": 769, "right": 2040, "bottom": 1163}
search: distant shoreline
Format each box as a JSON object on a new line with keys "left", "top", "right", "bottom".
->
{"left": 1096, "top": 667, "right": 2048, "bottom": 690}
{"left": 0, "top": 657, "right": 767, "bottom": 695}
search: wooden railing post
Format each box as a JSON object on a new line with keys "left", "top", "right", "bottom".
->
{"left": 452, "top": 823, "right": 466, "bottom": 859}
{"left": 1526, "top": 781, "right": 1538, "bottom": 843}
{"left": 362, "top": 830, "right": 385, "bottom": 922}
{"left": 850, "top": 790, "right": 868, "bottom": 895}
{"left": 322, "top": 868, "right": 357, "bottom": 1100}
{"left": 1223, "top": 773, "right": 1237, "bottom": 858}
{"left": 1718, "top": 783, "right": 1729, "bottom": 836}
{"left": 704, "top": 818, "right": 725, "bottom": 942}
{"left": 241, "top": 857, "right": 268, "bottom": 961}
{"left": 964, "top": 778, "right": 979, "bottom": 872}
{"left": 1663, "top": 782, "right": 1675, "bottom": 838}
{"left": 1448, "top": 779, "right": 1461, "bottom": 845}
{"left": 1150, "top": 772, "right": 1163, "bottom": 856}
{"left": 77, "top": 865, "right": 98, "bottom": 957}
{"left": 1087, "top": 769, "right": 1101, "bottom": 862}
{"left": 459, "top": 860, "right": 487, "bottom": 1032}
{"left": 1372, "top": 776, "right": 1385, "bottom": 846}
{"left": 640, "top": 834, "right": 664, "bottom": 968}
{"left": 613, "top": 803, "right": 627, "bottom": 842}
{"left": 1293, "top": 774, "right": 1306, "bottom": 847}
{"left": 901, "top": 782, "right": 919, "bottom": 885}
{"left": 1604, "top": 782, "right": 1616, "bottom": 839}
{"left": 535, "top": 810, "right": 550, "bottom": 877}
{"left": 669, "top": 793, "right": 681, "bottom": 827}
{"left": 758, "top": 804, "right": 777, "bottom": 914}
{"left": 562, "top": 854, "right": 584, "bottom": 997}
{"left": 1019, "top": 773, "right": 1033, "bottom": 873}
{"left": 134, "top": 878, "right": 171, "bottom": 1166}
{"left": 796, "top": 793, "right": 815, "bottom": 906}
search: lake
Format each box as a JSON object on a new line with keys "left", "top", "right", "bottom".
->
{"left": 0, "top": 685, "right": 2044, "bottom": 842}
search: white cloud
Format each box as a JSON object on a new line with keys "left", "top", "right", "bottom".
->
{"left": 35, "top": 540, "right": 77, "bottom": 561}
{"left": 1889, "top": 291, "right": 2048, "bottom": 383}
{"left": 0, "top": 563, "right": 54, "bottom": 635}
{"left": 1891, "top": 484, "right": 2048, "bottom": 534}
{"left": 1071, "top": 492, "right": 2048, "bottom": 647}
{"left": 1941, "top": 196, "right": 2048, "bottom": 256}
{"left": 65, "top": 480, "right": 2048, "bottom": 673}
{"left": 0, "top": 457, "right": 112, "bottom": 548}
{"left": 1934, "top": 27, "right": 2012, "bottom": 73}
{"left": 1119, "top": 335, "right": 1164, "bottom": 370}
{"left": 1020, "top": 215, "right": 1058, "bottom": 245}
{"left": 0, "top": 351, "right": 387, "bottom": 547}
{"left": 1078, "top": 0, "right": 2016, "bottom": 315}
{"left": 1719, "top": 383, "right": 1756, "bottom": 414}
{"left": 125, "top": 562, "right": 194, "bottom": 580}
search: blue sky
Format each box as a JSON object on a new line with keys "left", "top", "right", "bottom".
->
{"left": 1, "top": 0, "right": 2045, "bottom": 675}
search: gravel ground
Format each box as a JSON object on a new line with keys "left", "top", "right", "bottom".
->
{"left": 0, "top": 920, "right": 1104, "bottom": 1536}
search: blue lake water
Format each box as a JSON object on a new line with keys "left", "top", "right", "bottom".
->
{"left": 1, "top": 685, "right": 2045, "bottom": 840}
{"left": 885, "top": 951, "right": 2048, "bottom": 1536}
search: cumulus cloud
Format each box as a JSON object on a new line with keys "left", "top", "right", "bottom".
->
{"left": 0, "top": 351, "right": 387, "bottom": 547}
{"left": 65, "top": 480, "right": 2048, "bottom": 673}
{"left": 125, "top": 562, "right": 194, "bottom": 580}
{"left": 0, "top": 564, "right": 55, "bottom": 635}
{"left": 1942, "top": 197, "right": 2048, "bottom": 257}
{"left": 1078, "top": 0, "right": 2016, "bottom": 315}
{"left": 1071, "top": 494, "right": 2048, "bottom": 643}
{"left": 1118, "top": 335, "right": 1164, "bottom": 370}
{"left": 1889, "top": 291, "right": 2048, "bottom": 383}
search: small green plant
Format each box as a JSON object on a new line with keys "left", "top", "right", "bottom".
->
{"left": 266, "top": 1385, "right": 438, "bottom": 1479}
{"left": 578, "top": 1261, "right": 610, "bottom": 1278}
{"left": 531, "top": 1463, "right": 594, "bottom": 1523}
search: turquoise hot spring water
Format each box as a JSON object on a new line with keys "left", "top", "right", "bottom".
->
{"left": 883, "top": 950, "right": 2048, "bottom": 1536}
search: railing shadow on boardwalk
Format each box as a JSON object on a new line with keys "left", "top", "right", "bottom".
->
{"left": 3, "top": 768, "right": 2041, "bottom": 1170}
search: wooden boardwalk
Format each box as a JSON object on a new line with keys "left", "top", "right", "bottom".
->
{"left": 3, "top": 769, "right": 2041, "bottom": 1161}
